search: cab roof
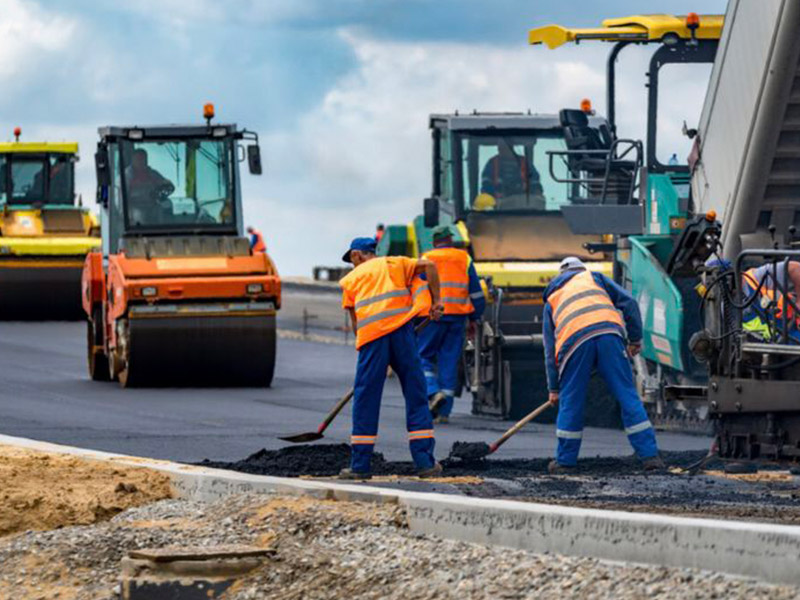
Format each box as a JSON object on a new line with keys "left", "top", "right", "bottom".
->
{"left": 529, "top": 14, "right": 724, "bottom": 49}
{"left": 97, "top": 123, "right": 239, "bottom": 140}
{"left": 0, "top": 142, "right": 78, "bottom": 155}
{"left": 429, "top": 112, "right": 605, "bottom": 131}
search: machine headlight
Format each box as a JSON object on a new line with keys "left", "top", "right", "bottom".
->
{"left": 0, "top": 246, "right": 11, "bottom": 255}
{"left": 212, "top": 126, "right": 228, "bottom": 138}
{"left": 247, "top": 283, "right": 263, "bottom": 294}
{"left": 128, "top": 129, "right": 144, "bottom": 140}
{"left": 141, "top": 286, "right": 157, "bottom": 297}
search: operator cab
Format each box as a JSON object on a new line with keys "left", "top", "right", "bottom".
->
{"left": 0, "top": 134, "right": 77, "bottom": 208}
{"left": 425, "top": 112, "right": 610, "bottom": 262}
{"left": 95, "top": 115, "right": 262, "bottom": 255}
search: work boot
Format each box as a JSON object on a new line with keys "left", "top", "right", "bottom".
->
{"left": 433, "top": 415, "right": 449, "bottom": 425}
{"left": 428, "top": 392, "right": 446, "bottom": 417}
{"left": 338, "top": 468, "right": 372, "bottom": 481}
{"left": 417, "top": 461, "right": 443, "bottom": 479}
{"left": 547, "top": 460, "right": 576, "bottom": 475}
{"left": 642, "top": 455, "right": 666, "bottom": 472}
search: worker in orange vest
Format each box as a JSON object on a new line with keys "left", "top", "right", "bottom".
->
{"left": 418, "top": 226, "right": 486, "bottom": 423}
{"left": 543, "top": 257, "right": 662, "bottom": 474}
{"left": 247, "top": 226, "right": 266, "bottom": 253}
{"left": 339, "top": 237, "right": 445, "bottom": 479}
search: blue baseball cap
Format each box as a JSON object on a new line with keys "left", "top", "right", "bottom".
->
{"left": 342, "top": 237, "right": 377, "bottom": 263}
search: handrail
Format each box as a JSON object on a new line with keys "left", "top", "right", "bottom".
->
{"left": 546, "top": 137, "right": 643, "bottom": 205}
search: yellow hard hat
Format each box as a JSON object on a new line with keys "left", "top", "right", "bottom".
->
{"left": 473, "top": 193, "right": 496, "bottom": 211}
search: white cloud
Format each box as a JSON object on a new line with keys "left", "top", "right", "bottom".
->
{"left": 0, "top": 0, "right": 76, "bottom": 78}
{"left": 248, "top": 29, "right": 609, "bottom": 275}
{"left": 247, "top": 30, "right": 712, "bottom": 276}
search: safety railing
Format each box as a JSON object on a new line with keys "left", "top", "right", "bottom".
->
{"left": 546, "top": 138, "right": 643, "bottom": 206}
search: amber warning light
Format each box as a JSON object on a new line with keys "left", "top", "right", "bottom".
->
{"left": 13, "top": 127, "right": 21, "bottom": 141}
{"left": 203, "top": 103, "right": 215, "bottom": 123}
{"left": 580, "top": 98, "right": 593, "bottom": 114}
{"left": 705, "top": 210, "right": 717, "bottom": 222}
{"left": 686, "top": 12, "right": 700, "bottom": 28}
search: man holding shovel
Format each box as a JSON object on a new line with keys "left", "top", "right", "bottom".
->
{"left": 543, "top": 257, "right": 664, "bottom": 474}
{"left": 338, "top": 237, "right": 445, "bottom": 480}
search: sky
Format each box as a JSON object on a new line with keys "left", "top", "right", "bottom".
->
{"left": 1, "top": 0, "right": 727, "bottom": 275}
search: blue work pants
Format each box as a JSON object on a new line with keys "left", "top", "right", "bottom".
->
{"left": 351, "top": 321, "right": 435, "bottom": 473}
{"left": 417, "top": 316, "right": 466, "bottom": 416}
{"left": 555, "top": 334, "right": 658, "bottom": 466}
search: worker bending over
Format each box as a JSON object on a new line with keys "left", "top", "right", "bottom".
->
{"left": 339, "top": 237, "right": 444, "bottom": 479}
{"left": 418, "top": 226, "right": 486, "bottom": 423}
{"left": 742, "top": 259, "right": 800, "bottom": 342}
{"left": 247, "top": 226, "right": 266, "bottom": 253}
{"left": 543, "top": 257, "right": 663, "bottom": 474}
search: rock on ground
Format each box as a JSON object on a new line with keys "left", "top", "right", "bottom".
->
{"left": 0, "top": 492, "right": 798, "bottom": 600}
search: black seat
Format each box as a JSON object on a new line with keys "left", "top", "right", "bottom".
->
{"left": 558, "top": 109, "right": 637, "bottom": 205}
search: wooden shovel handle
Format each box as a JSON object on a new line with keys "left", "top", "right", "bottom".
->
{"left": 317, "top": 387, "right": 354, "bottom": 434}
{"left": 317, "top": 319, "right": 430, "bottom": 436}
{"left": 490, "top": 399, "right": 556, "bottom": 453}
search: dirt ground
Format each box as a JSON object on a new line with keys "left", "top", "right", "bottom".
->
{"left": 1, "top": 492, "right": 798, "bottom": 600}
{"left": 0, "top": 444, "right": 173, "bottom": 537}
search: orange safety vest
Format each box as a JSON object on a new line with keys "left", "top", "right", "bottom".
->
{"left": 251, "top": 230, "right": 266, "bottom": 253}
{"left": 547, "top": 270, "right": 624, "bottom": 362}
{"left": 743, "top": 268, "right": 793, "bottom": 320}
{"left": 340, "top": 256, "right": 429, "bottom": 349}
{"left": 421, "top": 247, "right": 473, "bottom": 316}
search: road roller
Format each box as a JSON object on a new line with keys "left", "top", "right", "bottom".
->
{"left": 0, "top": 129, "right": 100, "bottom": 319}
{"left": 83, "top": 105, "right": 281, "bottom": 387}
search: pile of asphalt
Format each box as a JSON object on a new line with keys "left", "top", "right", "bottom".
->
{"left": 198, "top": 444, "right": 707, "bottom": 479}
{"left": 199, "top": 445, "right": 800, "bottom": 524}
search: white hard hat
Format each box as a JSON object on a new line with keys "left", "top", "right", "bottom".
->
{"left": 559, "top": 256, "right": 586, "bottom": 272}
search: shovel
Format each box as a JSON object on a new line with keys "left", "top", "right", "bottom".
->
{"left": 278, "top": 387, "right": 354, "bottom": 443}
{"left": 279, "top": 317, "right": 432, "bottom": 444}
{"left": 449, "top": 397, "right": 557, "bottom": 460}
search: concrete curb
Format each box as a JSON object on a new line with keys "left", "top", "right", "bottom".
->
{"left": 3, "top": 433, "right": 800, "bottom": 585}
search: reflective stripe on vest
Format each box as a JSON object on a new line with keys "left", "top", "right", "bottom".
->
{"left": 422, "top": 247, "right": 473, "bottom": 315}
{"left": 340, "top": 257, "right": 417, "bottom": 349}
{"left": 743, "top": 268, "right": 791, "bottom": 320}
{"left": 547, "top": 270, "right": 624, "bottom": 363}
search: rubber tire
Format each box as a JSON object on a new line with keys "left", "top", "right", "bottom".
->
{"left": 87, "top": 309, "right": 110, "bottom": 382}
{"left": 261, "top": 315, "right": 277, "bottom": 387}
{"left": 724, "top": 462, "right": 758, "bottom": 474}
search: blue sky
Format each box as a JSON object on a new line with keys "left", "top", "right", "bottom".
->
{"left": 3, "top": 0, "right": 727, "bottom": 274}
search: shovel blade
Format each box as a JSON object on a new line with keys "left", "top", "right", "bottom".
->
{"left": 278, "top": 432, "right": 324, "bottom": 443}
{"left": 448, "top": 441, "right": 492, "bottom": 461}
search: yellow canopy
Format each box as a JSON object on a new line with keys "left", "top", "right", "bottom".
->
{"left": 529, "top": 14, "right": 724, "bottom": 49}
{"left": 0, "top": 142, "right": 79, "bottom": 155}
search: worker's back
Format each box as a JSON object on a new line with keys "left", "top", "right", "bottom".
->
{"left": 340, "top": 257, "right": 418, "bottom": 348}
{"left": 422, "top": 247, "right": 472, "bottom": 315}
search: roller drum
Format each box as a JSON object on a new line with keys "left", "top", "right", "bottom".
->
{"left": 122, "top": 312, "right": 276, "bottom": 387}
{"left": 0, "top": 264, "right": 84, "bottom": 320}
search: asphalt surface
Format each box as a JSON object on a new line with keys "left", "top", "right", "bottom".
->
{"left": 0, "top": 342, "right": 710, "bottom": 464}
{"left": 0, "top": 287, "right": 711, "bottom": 464}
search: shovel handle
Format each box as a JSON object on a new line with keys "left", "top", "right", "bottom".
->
{"left": 489, "top": 398, "right": 556, "bottom": 453}
{"left": 316, "top": 319, "right": 429, "bottom": 436}
{"left": 317, "top": 387, "right": 355, "bottom": 434}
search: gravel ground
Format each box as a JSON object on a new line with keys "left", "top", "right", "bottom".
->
{"left": 1, "top": 493, "right": 799, "bottom": 599}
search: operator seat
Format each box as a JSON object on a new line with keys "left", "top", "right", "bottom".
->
{"left": 559, "top": 109, "right": 636, "bottom": 204}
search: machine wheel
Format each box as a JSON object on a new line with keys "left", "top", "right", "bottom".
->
{"left": 87, "top": 308, "right": 110, "bottom": 382}
{"left": 260, "top": 315, "right": 277, "bottom": 388}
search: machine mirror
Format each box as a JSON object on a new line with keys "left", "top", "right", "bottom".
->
{"left": 247, "top": 144, "right": 263, "bottom": 175}
{"left": 423, "top": 197, "right": 439, "bottom": 228}
{"left": 94, "top": 148, "right": 110, "bottom": 187}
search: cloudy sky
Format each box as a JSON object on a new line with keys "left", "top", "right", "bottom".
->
{"left": 2, "top": 0, "right": 726, "bottom": 274}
